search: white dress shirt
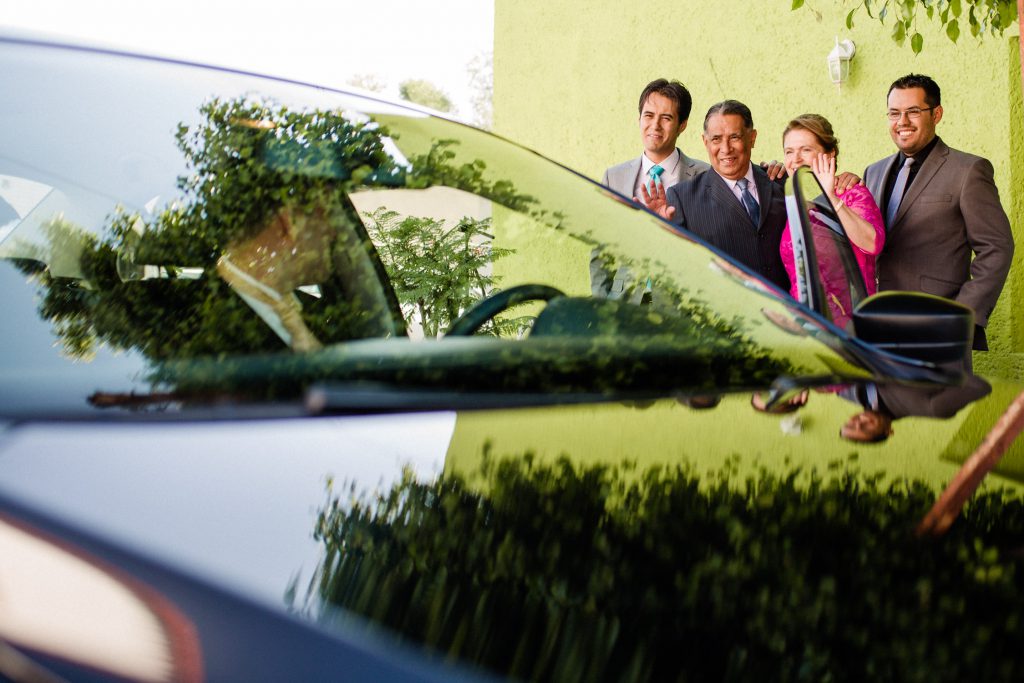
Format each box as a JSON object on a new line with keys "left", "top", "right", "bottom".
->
{"left": 718, "top": 164, "right": 759, "bottom": 207}
{"left": 634, "top": 149, "right": 683, "bottom": 199}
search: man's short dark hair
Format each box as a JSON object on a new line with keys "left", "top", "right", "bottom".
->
{"left": 703, "top": 100, "right": 754, "bottom": 131}
{"left": 888, "top": 73, "right": 941, "bottom": 107}
{"left": 638, "top": 79, "right": 693, "bottom": 122}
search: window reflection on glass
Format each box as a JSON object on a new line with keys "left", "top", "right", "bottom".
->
{"left": 0, "top": 43, "right": 876, "bottom": 413}
{"left": 792, "top": 168, "right": 867, "bottom": 330}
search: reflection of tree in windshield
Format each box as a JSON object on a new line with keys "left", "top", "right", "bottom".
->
{"left": 14, "top": 100, "right": 551, "bottom": 368}
{"left": 405, "top": 139, "right": 539, "bottom": 214}
{"left": 15, "top": 96, "right": 412, "bottom": 362}
{"left": 364, "top": 208, "right": 525, "bottom": 338}
{"left": 11, "top": 94, "right": 792, "bottom": 404}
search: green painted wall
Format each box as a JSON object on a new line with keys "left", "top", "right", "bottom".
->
{"left": 493, "top": 0, "right": 1023, "bottom": 379}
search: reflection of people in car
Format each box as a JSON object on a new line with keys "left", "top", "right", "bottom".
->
{"left": 779, "top": 114, "right": 885, "bottom": 329}
{"left": 216, "top": 206, "right": 332, "bottom": 351}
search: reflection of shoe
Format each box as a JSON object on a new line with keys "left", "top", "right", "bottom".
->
{"left": 751, "top": 390, "right": 808, "bottom": 414}
{"left": 839, "top": 410, "right": 893, "bottom": 443}
{"left": 685, "top": 395, "right": 721, "bottom": 409}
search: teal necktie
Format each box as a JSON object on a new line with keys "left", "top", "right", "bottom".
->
{"left": 647, "top": 164, "right": 664, "bottom": 192}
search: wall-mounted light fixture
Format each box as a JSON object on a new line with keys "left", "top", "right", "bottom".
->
{"left": 827, "top": 37, "right": 856, "bottom": 86}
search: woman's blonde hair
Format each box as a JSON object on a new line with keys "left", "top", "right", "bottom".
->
{"left": 783, "top": 114, "right": 839, "bottom": 159}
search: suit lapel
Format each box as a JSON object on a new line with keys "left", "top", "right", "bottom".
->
{"left": 893, "top": 139, "right": 948, "bottom": 226}
{"left": 625, "top": 157, "right": 643, "bottom": 196}
{"left": 706, "top": 171, "right": 751, "bottom": 227}
{"left": 869, "top": 153, "right": 898, "bottom": 204}
{"left": 678, "top": 150, "right": 699, "bottom": 181}
{"left": 752, "top": 167, "right": 775, "bottom": 231}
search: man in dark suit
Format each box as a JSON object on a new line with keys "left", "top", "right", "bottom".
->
{"left": 602, "top": 79, "right": 710, "bottom": 201}
{"left": 644, "top": 100, "right": 789, "bottom": 291}
{"left": 843, "top": 73, "right": 1014, "bottom": 442}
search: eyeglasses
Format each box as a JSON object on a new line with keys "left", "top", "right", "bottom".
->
{"left": 886, "top": 107, "right": 935, "bottom": 121}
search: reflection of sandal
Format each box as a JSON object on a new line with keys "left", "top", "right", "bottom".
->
{"left": 839, "top": 410, "right": 893, "bottom": 443}
{"left": 685, "top": 394, "right": 722, "bottom": 410}
{"left": 751, "top": 390, "right": 808, "bottom": 414}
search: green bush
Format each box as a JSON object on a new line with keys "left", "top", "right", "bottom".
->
{"left": 313, "top": 454, "right": 1024, "bottom": 682}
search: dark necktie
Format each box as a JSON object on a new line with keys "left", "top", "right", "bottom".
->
{"left": 885, "top": 156, "right": 916, "bottom": 227}
{"left": 736, "top": 177, "right": 760, "bottom": 226}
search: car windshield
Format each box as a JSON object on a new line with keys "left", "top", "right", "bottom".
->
{"left": 1, "top": 39, "right": 889, "bottom": 418}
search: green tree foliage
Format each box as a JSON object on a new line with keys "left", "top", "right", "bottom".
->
{"left": 364, "top": 209, "right": 521, "bottom": 337}
{"left": 314, "top": 454, "right": 1024, "bottom": 682}
{"left": 16, "top": 99, "right": 542, "bottom": 370}
{"left": 795, "top": 0, "right": 1019, "bottom": 55}
{"left": 399, "top": 78, "right": 456, "bottom": 113}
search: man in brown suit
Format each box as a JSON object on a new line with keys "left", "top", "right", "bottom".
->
{"left": 842, "top": 73, "right": 1014, "bottom": 442}
{"left": 868, "top": 74, "right": 1013, "bottom": 348}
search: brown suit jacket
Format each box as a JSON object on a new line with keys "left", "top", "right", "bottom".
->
{"left": 864, "top": 137, "right": 1013, "bottom": 350}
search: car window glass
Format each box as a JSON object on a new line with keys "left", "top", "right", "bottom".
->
{"left": 788, "top": 168, "right": 868, "bottom": 330}
{"left": 0, "top": 41, "right": 877, "bottom": 415}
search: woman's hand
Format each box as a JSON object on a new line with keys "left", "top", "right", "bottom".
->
{"left": 810, "top": 153, "right": 837, "bottom": 200}
{"left": 810, "top": 155, "right": 879, "bottom": 254}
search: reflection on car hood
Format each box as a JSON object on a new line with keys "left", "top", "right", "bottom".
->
{"left": 0, "top": 412, "right": 454, "bottom": 608}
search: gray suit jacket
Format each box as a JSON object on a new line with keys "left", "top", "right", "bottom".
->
{"left": 602, "top": 149, "right": 710, "bottom": 198}
{"left": 864, "top": 137, "right": 1013, "bottom": 349}
{"left": 664, "top": 165, "right": 790, "bottom": 292}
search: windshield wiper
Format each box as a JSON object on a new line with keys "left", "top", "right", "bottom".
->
{"left": 304, "top": 382, "right": 623, "bottom": 414}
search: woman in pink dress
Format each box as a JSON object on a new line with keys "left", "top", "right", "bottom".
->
{"left": 752, "top": 115, "right": 885, "bottom": 415}
{"left": 779, "top": 114, "right": 885, "bottom": 327}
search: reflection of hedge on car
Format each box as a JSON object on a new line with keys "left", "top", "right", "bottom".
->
{"left": 313, "top": 454, "right": 1024, "bottom": 683}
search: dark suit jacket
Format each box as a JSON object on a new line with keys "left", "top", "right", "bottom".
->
{"left": 864, "top": 137, "right": 1013, "bottom": 350}
{"left": 665, "top": 165, "right": 790, "bottom": 291}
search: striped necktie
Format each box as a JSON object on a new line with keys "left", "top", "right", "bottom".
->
{"left": 736, "top": 177, "right": 760, "bottom": 226}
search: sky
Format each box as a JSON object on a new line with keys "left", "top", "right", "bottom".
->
{"left": 1, "top": 0, "right": 494, "bottom": 120}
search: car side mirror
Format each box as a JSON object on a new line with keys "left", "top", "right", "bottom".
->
{"left": 852, "top": 291, "right": 974, "bottom": 363}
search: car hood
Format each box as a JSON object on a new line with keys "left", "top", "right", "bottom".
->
{"left": 0, "top": 413, "right": 454, "bottom": 610}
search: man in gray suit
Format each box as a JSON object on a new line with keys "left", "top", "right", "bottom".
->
{"left": 602, "top": 79, "right": 709, "bottom": 201}
{"left": 843, "top": 73, "right": 1014, "bottom": 442}
{"left": 645, "top": 100, "right": 790, "bottom": 292}
{"left": 866, "top": 73, "right": 1013, "bottom": 349}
